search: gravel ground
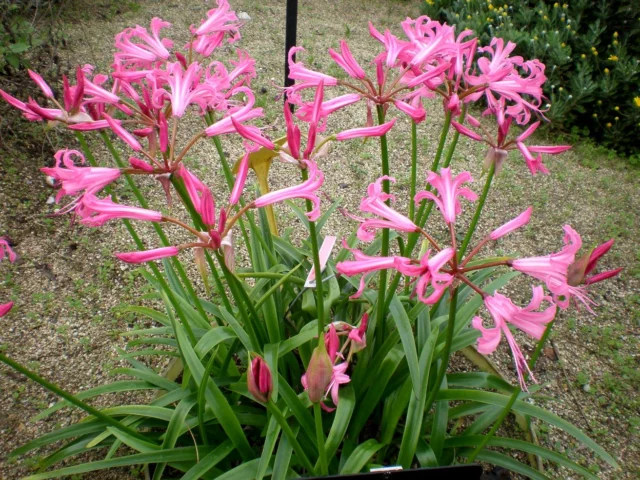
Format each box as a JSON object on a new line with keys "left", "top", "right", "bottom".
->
{"left": 0, "top": 0, "right": 638, "bottom": 478}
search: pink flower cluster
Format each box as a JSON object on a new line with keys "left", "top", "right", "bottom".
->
{"left": 337, "top": 169, "right": 621, "bottom": 388}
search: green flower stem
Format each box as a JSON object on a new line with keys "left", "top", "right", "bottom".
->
{"left": 301, "top": 168, "right": 326, "bottom": 340}
{"left": 198, "top": 351, "right": 218, "bottom": 446}
{"left": 0, "top": 353, "right": 149, "bottom": 443}
{"left": 314, "top": 403, "right": 328, "bottom": 476}
{"left": 423, "top": 286, "right": 458, "bottom": 417}
{"left": 466, "top": 317, "right": 556, "bottom": 463}
{"left": 458, "top": 162, "right": 495, "bottom": 261}
{"left": 528, "top": 319, "right": 555, "bottom": 370}
{"left": 376, "top": 105, "right": 391, "bottom": 343}
{"left": 409, "top": 120, "right": 418, "bottom": 222}
{"left": 266, "top": 400, "right": 317, "bottom": 475}
{"left": 411, "top": 109, "right": 452, "bottom": 232}
{"left": 85, "top": 132, "right": 209, "bottom": 326}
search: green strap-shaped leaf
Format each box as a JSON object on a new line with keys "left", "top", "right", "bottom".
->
{"left": 466, "top": 449, "right": 549, "bottom": 480}
{"left": 397, "top": 332, "right": 437, "bottom": 468}
{"left": 340, "top": 439, "right": 385, "bottom": 474}
{"left": 23, "top": 447, "right": 207, "bottom": 480}
{"left": 437, "top": 389, "right": 619, "bottom": 469}
{"left": 389, "top": 294, "right": 421, "bottom": 396}
{"left": 153, "top": 396, "right": 198, "bottom": 480}
{"left": 218, "top": 307, "right": 254, "bottom": 352}
{"left": 194, "top": 326, "right": 236, "bottom": 357}
{"left": 179, "top": 440, "right": 235, "bottom": 480}
{"left": 446, "top": 436, "right": 599, "bottom": 480}
{"left": 272, "top": 423, "right": 299, "bottom": 480}
{"left": 325, "top": 384, "right": 355, "bottom": 460}
{"left": 256, "top": 415, "right": 281, "bottom": 480}
{"left": 174, "top": 320, "right": 254, "bottom": 461}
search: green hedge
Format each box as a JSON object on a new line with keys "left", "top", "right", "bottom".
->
{"left": 422, "top": 0, "right": 640, "bottom": 157}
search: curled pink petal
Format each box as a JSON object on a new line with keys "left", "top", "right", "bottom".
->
{"left": 490, "top": 207, "right": 533, "bottom": 240}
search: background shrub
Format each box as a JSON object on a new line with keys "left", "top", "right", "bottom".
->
{"left": 422, "top": 0, "right": 640, "bottom": 158}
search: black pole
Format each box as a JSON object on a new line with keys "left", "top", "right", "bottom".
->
{"left": 284, "top": 0, "right": 298, "bottom": 108}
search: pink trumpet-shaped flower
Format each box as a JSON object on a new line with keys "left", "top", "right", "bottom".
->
{"left": 490, "top": 207, "right": 533, "bottom": 240}
{"left": 116, "top": 246, "right": 180, "bottom": 264}
{"left": 41, "top": 149, "right": 121, "bottom": 202}
{"left": 194, "top": 0, "right": 239, "bottom": 37}
{"left": 394, "top": 99, "right": 426, "bottom": 123}
{"left": 472, "top": 287, "right": 556, "bottom": 389}
{"left": 335, "top": 119, "right": 397, "bottom": 141}
{"left": 401, "top": 248, "right": 455, "bottom": 305}
{"left": 283, "top": 101, "right": 301, "bottom": 160}
{"left": 325, "top": 324, "right": 340, "bottom": 363}
{"left": 0, "top": 302, "right": 13, "bottom": 317}
{"left": 204, "top": 88, "right": 263, "bottom": 136}
{"left": 247, "top": 355, "right": 273, "bottom": 403}
{"left": 336, "top": 241, "right": 414, "bottom": 298}
{"left": 286, "top": 46, "right": 337, "bottom": 94}
{"left": 415, "top": 168, "right": 477, "bottom": 224}
{"left": 328, "top": 40, "right": 366, "bottom": 79}
{"left": 327, "top": 362, "right": 351, "bottom": 408}
{"left": 114, "top": 18, "right": 173, "bottom": 68}
{"left": 103, "top": 114, "right": 142, "bottom": 152}
{"left": 28, "top": 70, "right": 54, "bottom": 98}
{"left": 511, "top": 225, "right": 583, "bottom": 310}
{"left": 152, "top": 62, "right": 215, "bottom": 117}
{"left": 354, "top": 176, "right": 418, "bottom": 242}
{"left": 78, "top": 193, "right": 162, "bottom": 227}
{"left": 0, "top": 237, "right": 17, "bottom": 263}
{"left": 253, "top": 160, "right": 324, "bottom": 221}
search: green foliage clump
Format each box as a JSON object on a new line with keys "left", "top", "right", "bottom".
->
{"left": 422, "top": 0, "right": 640, "bottom": 157}
{"left": 0, "top": 0, "right": 63, "bottom": 73}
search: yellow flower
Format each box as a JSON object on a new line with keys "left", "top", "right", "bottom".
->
{"left": 567, "top": 25, "right": 571, "bottom": 30}
{"left": 609, "top": 55, "right": 619, "bottom": 62}
{"left": 503, "top": 4, "right": 508, "bottom": 8}
{"left": 606, "top": 123, "right": 612, "bottom": 128}
{"left": 615, "top": 116, "right": 619, "bottom": 121}
{"left": 467, "top": 14, "right": 472, "bottom": 19}
{"left": 634, "top": 97, "right": 640, "bottom": 108}
{"left": 488, "top": 4, "right": 494, "bottom": 9}
{"left": 613, "top": 40, "right": 619, "bottom": 46}
{"left": 592, "top": 113, "right": 597, "bottom": 118}
{"left": 604, "top": 68, "right": 610, "bottom": 74}
{"left": 563, "top": 3, "right": 568, "bottom": 8}
{"left": 593, "top": 50, "right": 598, "bottom": 56}
{"left": 597, "top": 100, "right": 602, "bottom": 105}
{"left": 614, "top": 106, "right": 620, "bottom": 111}
{"left": 502, "top": 12, "right": 507, "bottom": 16}
{"left": 558, "top": 87, "right": 563, "bottom": 92}
{"left": 561, "top": 43, "right": 566, "bottom": 47}
{"left": 581, "top": 54, "right": 586, "bottom": 59}
{"left": 554, "top": 2, "right": 559, "bottom": 6}
{"left": 613, "top": 31, "right": 619, "bottom": 38}
{"left": 543, "top": 15, "right": 549, "bottom": 20}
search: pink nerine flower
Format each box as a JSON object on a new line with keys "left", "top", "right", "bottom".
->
{"left": 152, "top": 62, "right": 215, "bottom": 117}
{"left": 354, "top": 176, "right": 418, "bottom": 242}
{"left": 328, "top": 40, "right": 366, "bottom": 79}
{"left": 116, "top": 246, "right": 180, "bottom": 264}
{"left": 472, "top": 287, "right": 556, "bottom": 389}
{"left": 0, "top": 237, "right": 17, "bottom": 263}
{"left": 415, "top": 168, "right": 478, "bottom": 224}
{"left": 0, "top": 302, "right": 13, "bottom": 317}
{"left": 78, "top": 193, "right": 163, "bottom": 227}
{"left": 114, "top": 18, "right": 173, "bottom": 68}
{"left": 253, "top": 160, "right": 324, "bottom": 221}
{"left": 28, "top": 70, "right": 54, "bottom": 98}
{"left": 574, "top": 239, "right": 623, "bottom": 286}
{"left": 326, "top": 362, "right": 351, "bottom": 408}
{"left": 398, "top": 248, "right": 456, "bottom": 305}
{"left": 510, "top": 225, "right": 582, "bottom": 310}
{"left": 41, "top": 149, "right": 121, "bottom": 202}
{"left": 336, "top": 241, "right": 414, "bottom": 299}
{"left": 348, "top": 312, "right": 369, "bottom": 352}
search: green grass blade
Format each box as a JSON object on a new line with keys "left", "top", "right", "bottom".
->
{"left": 257, "top": 415, "right": 281, "bottom": 480}
{"left": 388, "top": 295, "right": 420, "bottom": 395}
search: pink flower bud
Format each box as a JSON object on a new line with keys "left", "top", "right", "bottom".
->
{"left": 484, "top": 147, "right": 508, "bottom": 175}
{"left": 490, "top": 207, "right": 532, "bottom": 240}
{"left": 247, "top": 355, "right": 272, "bottom": 403}
{"left": 304, "top": 345, "right": 333, "bottom": 403}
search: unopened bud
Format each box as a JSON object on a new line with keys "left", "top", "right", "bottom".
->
{"left": 304, "top": 345, "right": 333, "bottom": 403}
{"left": 221, "top": 230, "right": 235, "bottom": 272}
{"left": 247, "top": 355, "right": 273, "bottom": 403}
